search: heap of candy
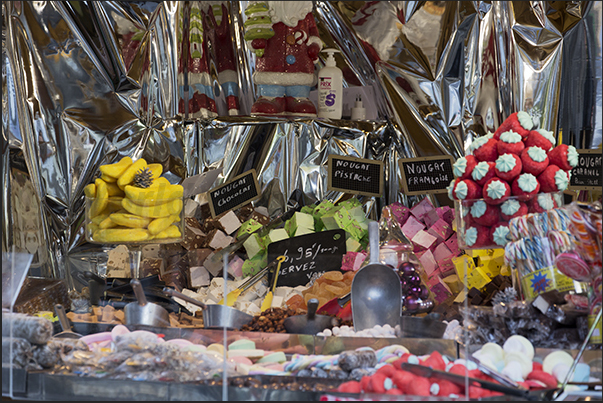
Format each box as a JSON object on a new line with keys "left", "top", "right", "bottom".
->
{"left": 448, "top": 111, "right": 577, "bottom": 248}
{"left": 85, "top": 157, "right": 184, "bottom": 243}
{"left": 241, "top": 198, "right": 369, "bottom": 277}
{"left": 388, "top": 198, "right": 461, "bottom": 306}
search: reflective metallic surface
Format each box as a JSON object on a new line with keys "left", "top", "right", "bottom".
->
{"left": 3, "top": 1, "right": 601, "bottom": 282}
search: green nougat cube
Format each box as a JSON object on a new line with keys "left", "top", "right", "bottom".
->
{"left": 294, "top": 226, "right": 314, "bottom": 237}
{"left": 284, "top": 212, "right": 314, "bottom": 237}
{"left": 346, "top": 236, "right": 362, "bottom": 252}
{"left": 334, "top": 207, "right": 354, "bottom": 229}
{"left": 243, "top": 232, "right": 266, "bottom": 259}
{"left": 346, "top": 221, "right": 366, "bottom": 241}
{"left": 320, "top": 209, "right": 341, "bottom": 231}
{"left": 241, "top": 252, "right": 267, "bottom": 277}
{"left": 314, "top": 217, "right": 325, "bottom": 232}
{"left": 301, "top": 205, "right": 315, "bottom": 215}
{"left": 348, "top": 205, "right": 367, "bottom": 223}
{"left": 313, "top": 200, "right": 335, "bottom": 218}
{"left": 338, "top": 198, "right": 361, "bottom": 210}
{"left": 237, "top": 218, "right": 263, "bottom": 239}
{"left": 268, "top": 228, "right": 289, "bottom": 243}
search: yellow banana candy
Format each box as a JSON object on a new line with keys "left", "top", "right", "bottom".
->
{"left": 95, "top": 228, "right": 150, "bottom": 243}
{"left": 147, "top": 214, "right": 179, "bottom": 235}
{"left": 91, "top": 213, "right": 109, "bottom": 226}
{"left": 100, "top": 173, "right": 117, "bottom": 183}
{"left": 121, "top": 197, "right": 183, "bottom": 218}
{"left": 117, "top": 158, "right": 147, "bottom": 189}
{"left": 105, "top": 197, "right": 124, "bottom": 213}
{"left": 147, "top": 163, "right": 163, "bottom": 181}
{"left": 153, "top": 225, "right": 182, "bottom": 239}
{"left": 88, "top": 223, "right": 99, "bottom": 235}
{"left": 99, "top": 156, "right": 133, "bottom": 178}
{"left": 99, "top": 216, "right": 118, "bottom": 229}
{"left": 84, "top": 183, "right": 96, "bottom": 198}
{"left": 124, "top": 184, "right": 184, "bottom": 206}
{"left": 150, "top": 177, "right": 171, "bottom": 188}
{"left": 90, "top": 179, "right": 109, "bottom": 217}
{"left": 105, "top": 181, "right": 125, "bottom": 197}
{"left": 109, "top": 213, "right": 152, "bottom": 228}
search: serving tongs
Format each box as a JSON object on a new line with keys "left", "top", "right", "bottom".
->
{"left": 400, "top": 363, "right": 538, "bottom": 399}
{"left": 218, "top": 257, "right": 282, "bottom": 306}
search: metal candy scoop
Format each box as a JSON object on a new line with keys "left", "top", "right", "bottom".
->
{"left": 53, "top": 304, "right": 83, "bottom": 339}
{"left": 284, "top": 298, "right": 338, "bottom": 335}
{"left": 125, "top": 279, "right": 170, "bottom": 327}
{"left": 163, "top": 287, "right": 253, "bottom": 330}
{"left": 351, "top": 221, "right": 402, "bottom": 331}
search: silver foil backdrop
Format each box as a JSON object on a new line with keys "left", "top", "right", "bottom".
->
{"left": 2, "top": 1, "right": 601, "bottom": 282}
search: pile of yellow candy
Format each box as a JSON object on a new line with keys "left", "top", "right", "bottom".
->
{"left": 85, "top": 157, "right": 184, "bottom": 243}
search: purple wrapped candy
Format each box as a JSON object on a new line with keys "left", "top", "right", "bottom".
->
{"left": 398, "top": 262, "right": 416, "bottom": 277}
{"left": 409, "top": 285, "right": 422, "bottom": 297}
{"left": 404, "top": 296, "right": 419, "bottom": 311}
{"left": 419, "top": 285, "right": 429, "bottom": 300}
{"left": 407, "top": 273, "right": 421, "bottom": 285}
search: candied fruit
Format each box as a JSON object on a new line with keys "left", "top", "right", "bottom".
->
{"left": 322, "top": 271, "right": 344, "bottom": 282}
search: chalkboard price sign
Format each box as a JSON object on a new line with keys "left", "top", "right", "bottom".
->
{"left": 268, "top": 229, "right": 346, "bottom": 287}
{"left": 398, "top": 155, "right": 455, "bottom": 195}
{"left": 208, "top": 169, "right": 261, "bottom": 217}
{"left": 569, "top": 149, "right": 602, "bottom": 191}
{"left": 327, "top": 155, "right": 384, "bottom": 197}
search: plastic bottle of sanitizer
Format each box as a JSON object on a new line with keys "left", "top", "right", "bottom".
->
{"left": 317, "top": 49, "right": 343, "bottom": 119}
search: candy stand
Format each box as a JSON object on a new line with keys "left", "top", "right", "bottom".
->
{"left": 3, "top": 1, "right": 602, "bottom": 401}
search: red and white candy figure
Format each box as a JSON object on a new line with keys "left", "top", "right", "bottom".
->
{"left": 245, "top": 1, "right": 322, "bottom": 116}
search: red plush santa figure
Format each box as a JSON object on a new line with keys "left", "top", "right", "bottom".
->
{"left": 244, "top": 1, "right": 322, "bottom": 116}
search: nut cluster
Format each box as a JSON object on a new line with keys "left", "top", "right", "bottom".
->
{"left": 240, "top": 307, "right": 303, "bottom": 333}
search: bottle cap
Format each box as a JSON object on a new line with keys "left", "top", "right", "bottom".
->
{"left": 351, "top": 95, "right": 366, "bottom": 121}
{"left": 322, "top": 48, "right": 340, "bottom": 67}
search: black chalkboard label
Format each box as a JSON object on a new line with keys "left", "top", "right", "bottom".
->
{"left": 208, "top": 169, "right": 261, "bottom": 217}
{"left": 327, "top": 155, "right": 383, "bottom": 197}
{"left": 569, "top": 149, "right": 602, "bottom": 191}
{"left": 398, "top": 155, "right": 455, "bottom": 195}
{"left": 268, "top": 229, "right": 346, "bottom": 287}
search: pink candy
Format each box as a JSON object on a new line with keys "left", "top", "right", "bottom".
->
{"left": 402, "top": 215, "right": 426, "bottom": 240}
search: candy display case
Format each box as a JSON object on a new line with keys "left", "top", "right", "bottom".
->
{"left": 454, "top": 192, "right": 564, "bottom": 250}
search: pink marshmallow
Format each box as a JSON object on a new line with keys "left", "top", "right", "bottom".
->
{"left": 402, "top": 215, "right": 426, "bottom": 240}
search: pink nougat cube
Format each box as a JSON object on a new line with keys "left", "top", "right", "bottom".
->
{"left": 433, "top": 242, "right": 454, "bottom": 264}
{"left": 411, "top": 230, "right": 437, "bottom": 252}
{"left": 445, "top": 233, "right": 461, "bottom": 256}
{"left": 410, "top": 197, "right": 435, "bottom": 223}
{"left": 428, "top": 275, "right": 453, "bottom": 304}
{"left": 401, "top": 215, "right": 426, "bottom": 240}
{"left": 437, "top": 206, "right": 455, "bottom": 226}
{"left": 439, "top": 257, "right": 456, "bottom": 277}
{"left": 389, "top": 202, "right": 411, "bottom": 226}
{"left": 427, "top": 219, "right": 454, "bottom": 244}
{"left": 228, "top": 255, "right": 245, "bottom": 278}
{"left": 423, "top": 209, "right": 441, "bottom": 228}
{"left": 418, "top": 249, "right": 438, "bottom": 277}
{"left": 342, "top": 251, "right": 367, "bottom": 272}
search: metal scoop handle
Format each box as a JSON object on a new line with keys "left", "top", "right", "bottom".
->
{"left": 163, "top": 287, "right": 207, "bottom": 310}
{"left": 130, "top": 279, "right": 148, "bottom": 307}
{"left": 54, "top": 304, "right": 71, "bottom": 332}
{"left": 369, "top": 221, "right": 379, "bottom": 264}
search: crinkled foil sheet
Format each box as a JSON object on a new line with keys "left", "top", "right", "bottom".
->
{"left": 2, "top": 1, "right": 601, "bottom": 283}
